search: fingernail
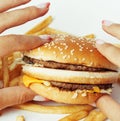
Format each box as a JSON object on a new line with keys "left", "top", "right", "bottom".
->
{"left": 89, "top": 103, "right": 96, "bottom": 107}
{"left": 96, "top": 39, "right": 105, "bottom": 45}
{"left": 102, "top": 20, "right": 113, "bottom": 26}
{"left": 33, "top": 95, "right": 48, "bottom": 101}
{"left": 39, "top": 35, "right": 52, "bottom": 42}
{"left": 35, "top": 2, "right": 50, "bottom": 9}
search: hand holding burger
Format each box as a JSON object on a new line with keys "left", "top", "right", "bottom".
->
{"left": 22, "top": 33, "right": 119, "bottom": 104}
{"left": 0, "top": 0, "right": 51, "bottom": 110}
{"left": 96, "top": 20, "right": 120, "bottom": 121}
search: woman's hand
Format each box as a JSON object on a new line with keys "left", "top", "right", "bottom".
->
{"left": 96, "top": 20, "right": 120, "bottom": 67}
{"left": 96, "top": 20, "right": 120, "bottom": 121}
{"left": 0, "top": 0, "right": 51, "bottom": 110}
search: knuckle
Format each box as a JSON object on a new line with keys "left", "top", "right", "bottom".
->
{"left": 17, "top": 88, "right": 29, "bottom": 104}
{"left": 17, "top": 86, "right": 34, "bottom": 104}
{"left": 23, "top": 6, "right": 43, "bottom": 20}
{"left": 18, "top": 92, "right": 28, "bottom": 104}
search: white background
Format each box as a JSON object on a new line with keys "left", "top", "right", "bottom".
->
{"left": 1, "top": 0, "right": 120, "bottom": 121}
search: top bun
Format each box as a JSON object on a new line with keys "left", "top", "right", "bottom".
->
{"left": 24, "top": 34, "right": 117, "bottom": 70}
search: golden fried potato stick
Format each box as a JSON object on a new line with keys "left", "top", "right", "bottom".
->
{"left": 84, "top": 34, "right": 95, "bottom": 39}
{"left": 35, "top": 27, "right": 70, "bottom": 35}
{"left": 2, "top": 56, "right": 9, "bottom": 87}
{"left": 16, "top": 115, "right": 25, "bottom": 121}
{"left": 26, "top": 16, "right": 53, "bottom": 35}
{"left": 94, "top": 111, "right": 107, "bottom": 121}
{"left": 58, "top": 110, "right": 89, "bottom": 121}
{"left": 9, "top": 75, "right": 22, "bottom": 87}
{"left": 84, "top": 109, "right": 107, "bottom": 121}
{"left": 14, "top": 102, "right": 94, "bottom": 114}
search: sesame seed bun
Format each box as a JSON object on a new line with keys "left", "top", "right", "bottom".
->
{"left": 24, "top": 34, "right": 117, "bottom": 70}
{"left": 23, "top": 66, "right": 118, "bottom": 84}
{"left": 22, "top": 34, "right": 119, "bottom": 104}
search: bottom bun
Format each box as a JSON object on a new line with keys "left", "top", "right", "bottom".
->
{"left": 30, "top": 83, "right": 103, "bottom": 104}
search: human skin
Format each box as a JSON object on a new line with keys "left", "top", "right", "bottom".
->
{"left": 0, "top": 0, "right": 51, "bottom": 110}
{"left": 96, "top": 20, "right": 120, "bottom": 121}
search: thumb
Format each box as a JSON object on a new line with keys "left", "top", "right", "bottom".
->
{"left": 96, "top": 95, "right": 120, "bottom": 121}
{"left": 0, "top": 86, "right": 35, "bottom": 110}
{"left": 102, "top": 20, "right": 120, "bottom": 40}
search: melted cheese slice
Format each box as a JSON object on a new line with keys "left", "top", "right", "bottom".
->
{"left": 23, "top": 75, "right": 111, "bottom": 94}
{"left": 23, "top": 75, "right": 45, "bottom": 87}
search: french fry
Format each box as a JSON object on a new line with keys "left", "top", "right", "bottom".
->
{"left": 84, "top": 109, "right": 107, "bottom": 121}
{"left": 84, "top": 109, "right": 97, "bottom": 121}
{"left": 9, "top": 75, "right": 22, "bottom": 87}
{"left": 2, "top": 56, "right": 9, "bottom": 87}
{"left": 33, "top": 28, "right": 47, "bottom": 35}
{"left": 93, "top": 111, "right": 107, "bottom": 121}
{"left": 58, "top": 110, "right": 89, "bottom": 121}
{"left": 9, "top": 64, "right": 22, "bottom": 81}
{"left": 26, "top": 16, "right": 53, "bottom": 35}
{"left": 14, "top": 102, "right": 94, "bottom": 114}
{"left": 16, "top": 115, "right": 25, "bottom": 121}
{"left": 35, "top": 27, "right": 70, "bottom": 35}
{"left": 84, "top": 34, "right": 95, "bottom": 39}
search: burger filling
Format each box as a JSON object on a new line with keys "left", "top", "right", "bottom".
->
{"left": 23, "top": 56, "right": 117, "bottom": 72}
{"left": 23, "top": 75, "right": 113, "bottom": 98}
{"left": 23, "top": 56, "right": 115, "bottom": 96}
{"left": 50, "top": 81, "right": 112, "bottom": 91}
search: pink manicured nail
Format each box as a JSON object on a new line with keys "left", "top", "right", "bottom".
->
{"left": 33, "top": 95, "right": 48, "bottom": 101}
{"left": 35, "top": 2, "right": 50, "bottom": 9}
{"left": 39, "top": 35, "right": 52, "bottom": 40}
{"left": 102, "top": 20, "right": 113, "bottom": 26}
{"left": 95, "top": 39, "right": 105, "bottom": 45}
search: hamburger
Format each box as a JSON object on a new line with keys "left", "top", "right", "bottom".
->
{"left": 22, "top": 34, "right": 119, "bottom": 104}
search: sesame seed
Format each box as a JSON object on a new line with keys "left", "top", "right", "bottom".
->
{"left": 79, "top": 48, "right": 83, "bottom": 51}
{"left": 67, "top": 55, "right": 70, "bottom": 59}
{"left": 65, "top": 46, "right": 68, "bottom": 50}
{"left": 50, "top": 42, "right": 55, "bottom": 46}
{"left": 82, "top": 58, "right": 85, "bottom": 61}
{"left": 89, "top": 62, "right": 93, "bottom": 66}
{"left": 70, "top": 49, "right": 75, "bottom": 55}
{"left": 74, "top": 58, "right": 77, "bottom": 61}
{"left": 37, "top": 48, "right": 40, "bottom": 51}
{"left": 48, "top": 46, "right": 52, "bottom": 49}
{"left": 54, "top": 46, "right": 57, "bottom": 48}
{"left": 90, "top": 49, "right": 93, "bottom": 52}
{"left": 60, "top": 52, "right": 64, "bottom": 55}
{"left": 63, "top": 43, "right": 67, "bottom": 46}
{"left": 63, "top": 55, "right": 67, "bottom": 59}
{"left": 58, "top": 47, "right": 63, "bottom": 51}
{"left": 53, "top": 51, "right": 56, "bottom": 54}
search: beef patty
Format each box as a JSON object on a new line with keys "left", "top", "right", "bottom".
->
{"left": 50, "top": 81, "right": 112, "bottom": 91}
{"left": 23, "top": 56, "right": 116, "bottom": 72}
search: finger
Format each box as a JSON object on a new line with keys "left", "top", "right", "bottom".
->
{"left": 0, "top": 86, "right": 35, "bottom": 110}
{"left": 0, "top": 0, "right": 31, "bottom": 12}
{"left": 96, "top": 95, "right": 120, "bottom": 121}
{"left": 96, "top": 39, "right": 120, "bottom": 67}
{"left": 0, "top": 34, "right": 52, "bottom": 57}
{"left": 102, "top": 20, "right": 120, "bottom": 40}
{"left": 0, "top": 2, "right": 50, "bottom": 33}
